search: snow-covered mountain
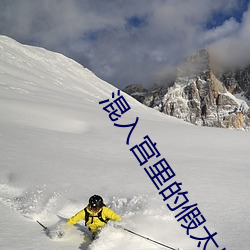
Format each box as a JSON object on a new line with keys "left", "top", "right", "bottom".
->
{"left": 0, "top": 36, "right": 250, "bottom": 250}
{"left": 124, "top": 49, "right": 250, "bottom": 130}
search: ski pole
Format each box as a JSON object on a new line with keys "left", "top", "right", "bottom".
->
{"left": 122, "top": 227, "right": 179, "bottom": 250}
{"left": 37, "top": 220, "right": 48, "bottom": 231}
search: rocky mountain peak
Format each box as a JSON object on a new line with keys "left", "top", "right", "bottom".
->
{"left": 123, "top": 49, "right": 250, "bottom": 130}
{"left": 177, "top": 48, "right": 210, "bottom": 78}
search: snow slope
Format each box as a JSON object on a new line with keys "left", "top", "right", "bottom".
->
{"left": 0, "top": 35, "right": 250, "bottom": 250}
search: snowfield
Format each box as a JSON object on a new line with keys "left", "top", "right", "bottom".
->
{"left": 0, "top": 36, "right": 249, "bottom": 250}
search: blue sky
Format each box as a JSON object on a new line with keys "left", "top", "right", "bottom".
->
{"left": 205, "top": 0, "right": 249, "bottom": 28}
{"left": 0, "top": 0, "right": 249, "bottom": 88}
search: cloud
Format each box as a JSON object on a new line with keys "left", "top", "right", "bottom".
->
{"left": 208, "top": 3, "right": 250, "bottom": 69}
{"left": 0, "top": 0, "right": 249, "bottom": 88}
{"left": 200, "top": 18, "right": 240, "bottom": 45}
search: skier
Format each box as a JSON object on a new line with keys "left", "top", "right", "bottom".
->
{"left": 66, "top": 194, "right": 122, "bottom": 239}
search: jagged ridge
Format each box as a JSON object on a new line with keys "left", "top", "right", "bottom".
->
{"left": 124, "top": 49, "right": 250, "bottom": 130}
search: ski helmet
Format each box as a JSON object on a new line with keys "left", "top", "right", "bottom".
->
{"left": 89, "top": 195, "right": 104, "bottom": 210}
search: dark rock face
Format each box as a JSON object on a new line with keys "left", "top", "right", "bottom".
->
{"left": 123, "top": 49, "right": 250, "bottom": 130}
{"left": 218, "top": 66, "right": 250, "bottom": 99}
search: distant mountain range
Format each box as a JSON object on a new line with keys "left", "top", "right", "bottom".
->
{"left": 123, "top": 49, "right": 250, "bottom": 130}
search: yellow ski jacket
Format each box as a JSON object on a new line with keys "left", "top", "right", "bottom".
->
{"left": 67, "top": 206, "right": 121, "bottom": 233}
